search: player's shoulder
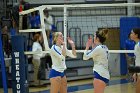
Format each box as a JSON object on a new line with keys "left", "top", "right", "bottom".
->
{"left": 99, "top": 45, "right": 108, "bottom": 49}
{"left": 51, "top": 45, "right": 61, "bottom": 50}
{"left": 51, "top": 44, "right": 56, "bottom": 48}
{"left": 138, "top": 41, "right": 140, "bottom": 47}
{"left": 94, "top": 45, "right": 106, "bottom": 51}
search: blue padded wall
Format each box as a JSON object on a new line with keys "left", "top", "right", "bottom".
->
{"left": 120, "top": 17, "right": 140, "bottom": 75}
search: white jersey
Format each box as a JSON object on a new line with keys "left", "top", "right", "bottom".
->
{"left": 83, "top": 45, "right": 110, "bottom": 79}
{"left": 50, "top": 45, "right": 76, "bottom": 72}
{"left": 32, "top": 42, "right": 45, "bottom": 60}
{"left": 44, "top": 15, "right": 53, "bottom": 31}
{"left": 134, "top": 41, "right": 140, "bottom": 66}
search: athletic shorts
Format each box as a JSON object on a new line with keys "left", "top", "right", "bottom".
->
{"left": 93, "top": 71, "right": 109, "bottom": 84}
{"left": 49, "top": 69, "right": 65, "bottom": 78}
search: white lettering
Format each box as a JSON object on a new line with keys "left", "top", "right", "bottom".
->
{"left": 16, "top": 77, "right": 20, "bottom": 83}
{"left": 16, "top": 71, "right": 20, "bottom": 77}
{"left": 14, "top": 52, "right": 21, "bottom": 92}
{"left": 14, "top": 52, "right": 19, "bottom": 57}
{"left": 15, "top": 59, "right": 19, "bottom": 64}
{"left": 16, "top": 65, "right": 19, "bottom": 70}
{"left": 16, "top": 84, "right": 20, "bottom": 89}
{"left": 17, "top": 90, "right": 20, "bottom": 93}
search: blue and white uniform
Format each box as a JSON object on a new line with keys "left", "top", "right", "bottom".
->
{"left": 83, "top": 45, "right": 110, "bottom": 83}
{"left": 134, "top": 41, "right": 140, "bottom": 67}
{"left": 49, "top": 45, "right": 76, "bottom": 78}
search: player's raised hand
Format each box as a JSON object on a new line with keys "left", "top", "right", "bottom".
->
{"left": 86, "top": 37, "right": 93, "bottom": 49}
{"left": 67, "top": 37, "right": 74, "bottom": 44}
{"left": 67, "top": 37, "right": 75, "bottom": 48}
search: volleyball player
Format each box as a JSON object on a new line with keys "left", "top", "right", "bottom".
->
{"left": 83, "top": 29, "right": 110, "bottom": 93}
{"left": 49, "top": 32, "right": 77, "bottom": 93}
{"left": 130, "top": 28, "right": 140, "bottom": 93}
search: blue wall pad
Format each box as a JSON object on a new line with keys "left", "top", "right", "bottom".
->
{"left": 120, "top": 17, "right": 140, "bottom": 75}
{"left": 0, "top": 27, "right": 8, "bottom": 93}
{"left": 11, "top": 35, "right": 29, "bottom": 93}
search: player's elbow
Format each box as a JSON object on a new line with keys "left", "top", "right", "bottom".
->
{"left": 83, "top": 56, "right": 89, "bottom": 60}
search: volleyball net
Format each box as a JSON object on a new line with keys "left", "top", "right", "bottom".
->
{"left": 19, "top": 3, "right": 140, "bottom": 54}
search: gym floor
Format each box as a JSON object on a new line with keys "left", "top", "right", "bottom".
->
{"left": 0, "top": 76, "right": 135, "bottom": 93}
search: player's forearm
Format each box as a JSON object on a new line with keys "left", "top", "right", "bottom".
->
{"left": 62, "top": 45, "right": 66, "bottom": 56}
{"left": 71, "top": 45, "right": 76, "bottom": 56}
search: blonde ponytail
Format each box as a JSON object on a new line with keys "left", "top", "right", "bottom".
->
{"left": 53, "top": 32, "right": 59, "bottom": 44}
{"left": 99, "top": 29, "right": 108, "bottom": 39}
